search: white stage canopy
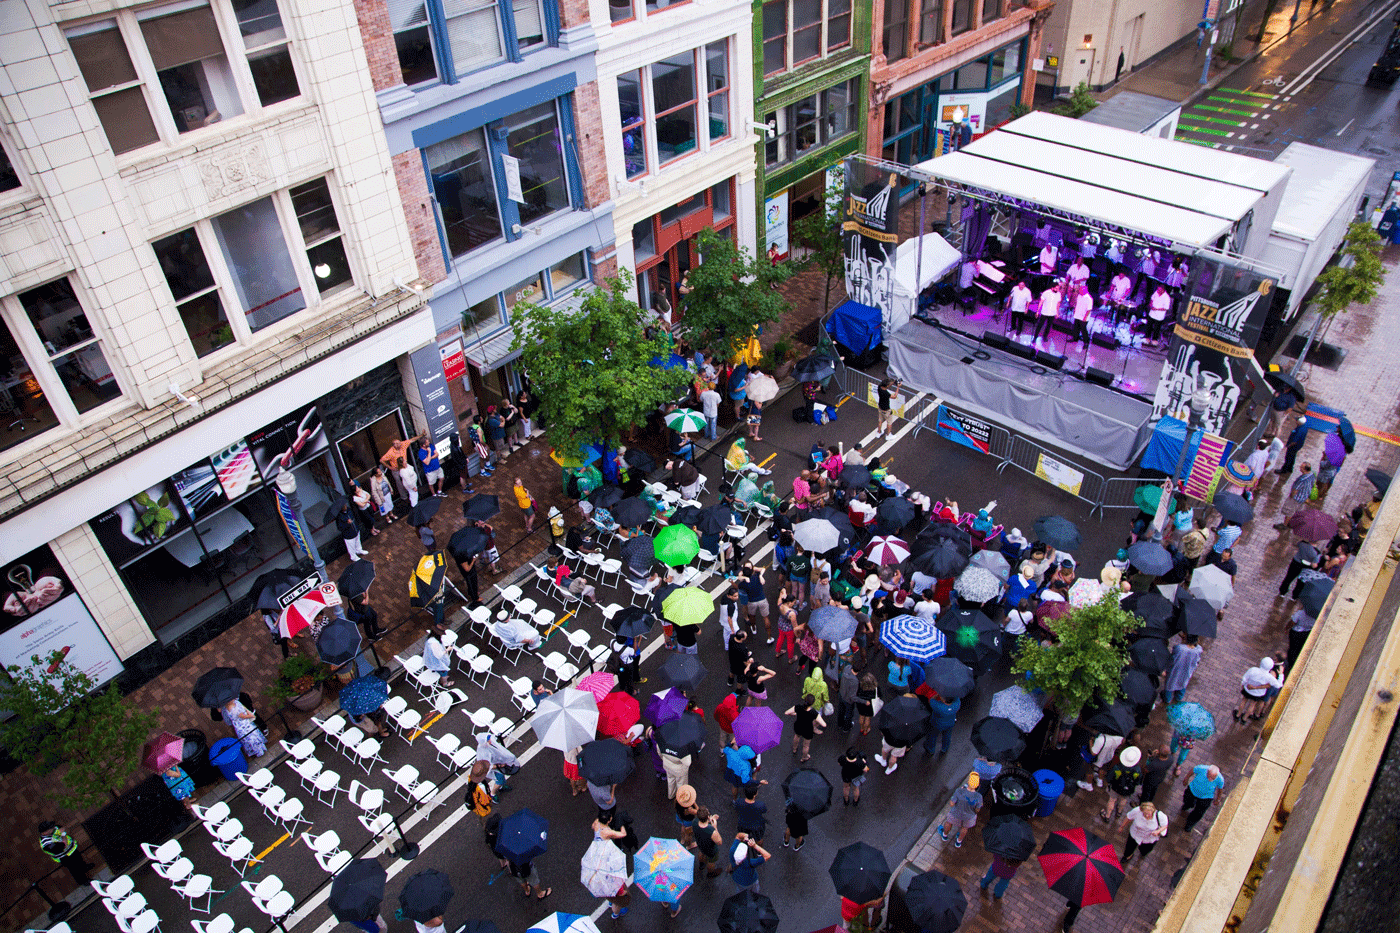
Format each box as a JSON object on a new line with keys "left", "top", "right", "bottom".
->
{"left": 889, "top": 233, "right": 960, "bottom": 333}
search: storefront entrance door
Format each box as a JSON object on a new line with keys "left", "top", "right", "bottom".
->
{"left": 337, "top": 411, "right": 408, "bottom": 488}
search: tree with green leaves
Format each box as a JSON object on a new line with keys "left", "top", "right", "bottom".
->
{"left": 1059, "top": 81, "right": 1099, "bottom": 118}
{"left": 1314, "top": 221, "right": 1385, "bottom": 319}
{"left": 1012, "top": 594, "right": 1137, "bottom": 722}
{"left": 673, "top": 228, "right": 793, "bottom": 361}
{"left": 0, "top": 651, "right": 158, "bottom": 811}
{"left": 791, "top": 179, "right": 845, "bottom": 315}
{"left": 511, "top": 270, "right": 693, "bottom": 461}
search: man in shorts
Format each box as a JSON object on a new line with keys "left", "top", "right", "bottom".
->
{"left": 416, "top": 437, "right": 445, "bottom": 497}
{"left": 739, "top": 563, "right": 772, "bottom": 643}
{"left": 937, "top": 772, "right": 983, "bottom": 848}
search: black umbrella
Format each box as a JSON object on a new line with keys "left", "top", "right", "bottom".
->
{"left": 611, "top": 606, "right": 654, "bottom": 638}
{"left": 876, "top": 694, "right": 931, "bottom": 746}
{"left": 328, "top": 858, "right": 387, "bottom": 922}
{"left": 829, "top": 842, "right": 891, "bottom": 904}
{"left": 1033, "top": 515, "right": 1082, "bottom": 552}
{"left": 495, "top": 807, "right": 549, "bottom": 863}
{"left": 924, "top": 657, "right": 975, "bottom": 700}
{"left": 1212, "top": 493, "right": 1253, "bottom": 524}
{"left": 447, "top": 525, "right": 489, "bottom": 560}
{"left": 971, "top": 716, "right": 1026, "bottom": 762}
{"left": 1366, "top": 468, "right": 1392, "bottom": 493}
{"left": 192, "top": 667, "right": 243, "bottom": 708}
{"left": 1299, "top": 577, "right": 1334, "bottom": 617}
{"left": 656, "top": 713, "right": 706, "bottom": 757}
{"left": 1127, "top": 541, "right": 1173, "bottom": 576}
{"left": 718, "top": 890, "right": 778, "bottom": 933}
{"left": 338, "top": 560, "right": 376, "bottom": 601}
{"left": 1129, "top": 637, "right": 1171, "bottom": 675}
{"left": 1125, "top": 591, "right": 1174, "bottom": 627}
{"left": 624, "top": 448, "right": 656, "bottom": 475}
{"left": 252, "top": 568, "right": 307, "bottom": 613}
{"left": 916, "top": 521, "right": 973, "bottom": 552}
{"left": 782, "top": 768, "right": 833, "bottom": 817}
{"left": 935, "top": 606, "right": 1004, "bottom": 676}
{"left": 794, "top": 354, "right": 837, "bottom": 382}
{"left": 408, "top": 498, "right": 441, "bottom": 528}
{"left": 613, "top": 497, "right": 651, "bottom": 528}
{"left": 982, "top": 814, "right": 1037, "bottom": 861}
{"left": 841, "top": 464, "right": 873, "bottom": 488}
{"left": 589, "top": 485, "right": 624, "bottom": 510}
{"left": 621, "top": 535, "right": 655, "bottom": 571}
{"left": 905, "top": 870, "right": 968, "bottom": 933}
{"left": 1119, "top": 669, "right": 1156, "bottom": 707}
{"left": 317, "top": 616, "right": 362, "bottom": 666}
{"left": 577, "top": 738, "right": 634, "bottom": 786}
{"left": 1082, "top": 700, "right": 1134, "bottom": 737}
{"left": 910, "top": 537, "right": 972, "bottom": 579}
{"left": 321, "top": 495, "right": 351, "bottom": 527}
{"left": 1265, "top": 370, "right": 1305, "bottom": 402}
{"left": 398, "top": 870, "right": 453, "bottom": 922}
{"left": 877, "top": 496, "right": 917, "bottom": 530}
{"left": 657, "top": 654, "right": 706, "bottom": 693}
{"left": 696, "top": 505, "right": 732, "bottom": 535}
{"left": 462, "top": 494, "right": 501, "bottom": 521}
{"left": 670, "top": 504, "right": 702, "bottom": 527}
{"left": 650, "top": 582, "right": 680, "bottom": 617}
{"left": 1178, "top": 598, "right": 1218, "bottom": 638}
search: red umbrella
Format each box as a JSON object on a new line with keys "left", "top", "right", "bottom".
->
{"left": 716, "top": 693, "right": 740, "bottom": 735}
{"left": 1034, "top": 600, "right": 1071, "bottom": 633}
{"left": 279, "top": 589, "right": 331, "bottom": 638}
{"left": 141, "top": 731, "right": 184, "bottom": 772}
{"left": 597, "top": 691, "right": 640, "bottom": 738}
{"left": 1038, "top": 828, "right": 1125, "bottom": 907}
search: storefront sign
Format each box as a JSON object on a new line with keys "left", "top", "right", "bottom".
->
{"left": 409, "top": 344, "right": 459, "bottom": 445}
{"left": 278, "top": 573, "right": 321, "bottom": 609}
{"left": 1183, "top": 432, "right": 1228, "bottom": 500}
{"left": 935, "top": 405, "right": 993, "bottom": 454}
{"left": 0, "top": 545, "right": 122, "bottom": 688}
{"left": 1034, "top": 453, "right": 1085, "bottom": 496}
{"left": 940, "top": 95, "right": 986, "bottom": 132}
{"left": 248, "top": 404, "right": 329, "bottom": 484}
{"left": 440, "top": 338, "right": 466, "bottom": 382}
{"left": 765, "top": 190, "right": 789, "bottom": 261}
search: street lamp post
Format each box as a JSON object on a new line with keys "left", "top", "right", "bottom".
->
{"left": 1152, "top": 388, "right": 1212, "bottom": 540}
{"left": 274, "top": 470, "right": 327, "bottom": 584}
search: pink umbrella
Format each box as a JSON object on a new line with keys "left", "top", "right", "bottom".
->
{"left": 578, "top": 671, "right": 617, "bottom": 703}
{"left": 142, "top": 731, "right": 184, "bottom": 772}
{"left": 1067, "top": 579, "right": 1106, "bottom": 609}
{"left": 867, "top": 536, "right": 911, "bottom": 566}
{"left": 732, "top": 706, "right": 783, "bottom": 754}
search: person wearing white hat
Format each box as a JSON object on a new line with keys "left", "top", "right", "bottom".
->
{"left": 1102, "top": 746, "right": 1143, "bottom": 822}
{"left": 1234, "top": 656, "right": 1283, "bottom": 722}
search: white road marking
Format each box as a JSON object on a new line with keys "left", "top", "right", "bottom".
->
{"left": 1337, "top": 118, "right": 1355, "bottom": 136}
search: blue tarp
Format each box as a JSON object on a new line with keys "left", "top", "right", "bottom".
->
{"left": 1141, "top": 416, "right": 1236, "bottom": 478}
{"left": 827, "top": 300, "right": 882, "bottom": 354}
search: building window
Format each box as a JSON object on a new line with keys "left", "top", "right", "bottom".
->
{"left": 990, "top": 40, "right": 1022, "bottom": 84}
{"left": 882, "top": 0, "right": 908, "bottom": 62}
{"left": 65, "top": 0, "right": 302, "bottom": 156}
{"left": 983, "top": 0, "right": 1003, "bottom": 22}
{"left": 0, "top": 143, "right": 20, "bottom": 194}
{"left": 292, "top": 179, "right": 353, "bottom": 297}
{"left": 463, "top": 295, "right": 505, "bottom": 343}
{"left": 428, "top": 130, "right": 501, "bottom": 257}
{"left": 213, "top": 198, "right": 305, "bottom": 331}
{"left": 609, "top": 0, "right": 689, "bottom": 24}
{"left": 950, "top": 0, "right": 973, "bottom": 35}
{"left": 763, "top": 0, "right": 851, "bottom": 76}
{"left": 514, "top": 0, "right": 546, "bottom": 50}
{"left": 764, "top": 78, "right": 857, "bottom": 167}
{"left": 443, "top": 0, "right": 506, "bottom": 77}
{"left": 12, "top": 279, "right": 121, "bottom": 418}
{"left": 152, "top": 228, "right": 232, "bottom": 358}
{"left": 461, "top": 250, "right": 590, "bottom": 337}
{"left": 920, "top": 0, "right": 942, "bottom": 44}
{"left": 0, "top": 317, "right": 59, "bottom": 449}
{"left": 387, "top": 0, "right": 439, "bottom": 85}
{"left": 507, "top": 103, "right": 569, "bottom": 224}
{"left": 617, "top": 44, "right": 730, "bottom": 179}
{"left": 952, "top": 56, "right": 989, "bottom": 89}
{"left": 634, "top": 180, "right": 735, "bottom": 314}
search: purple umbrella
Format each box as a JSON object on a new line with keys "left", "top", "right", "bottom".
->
{"left": 644, "top": 689, "right": 688, "bottom": 726}
{"left": 732, "top": 707, "right": 783, "bottom": 754}
{"left": 1324, "top": 432, "right": 1346, "bottom": 466}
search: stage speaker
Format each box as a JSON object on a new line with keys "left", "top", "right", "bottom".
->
{"left": 1006, "top": 341, "right": 1037, "bottom": 361}
{"left": 1034, "top": 350, "right": 1066, "bottom": 370}
{"left": 1091, "top": 331, "right": 1118, "bottom": 349}
{"left": 982, "top": 332, "right": 1012, "bottom": 352}
{"left": 1085, "top": 366, "right": 1115, "bottom": 387}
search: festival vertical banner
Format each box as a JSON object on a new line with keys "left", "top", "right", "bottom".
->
{"left": 842, "top": 161, "right": 902, "bottom": 316}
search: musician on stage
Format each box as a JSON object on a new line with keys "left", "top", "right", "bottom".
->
{"left": 1069, "top": 288, "right": 1094, "bottom": 346}
{"left": 1065, "top": 257, "right": 1090, "bottom": 298}
{"left": 1147, "top": 284, "right": 1173, "bottom": 346}
{"left": 1038, "top": 242, "right": 1059, "bottom": 276}
{"left": 1104, "top": 270, "right": 1134, "bottom": 324}
{"left": 1006, "top": 278, "right": 1032, "bottom": 335}
{"left": 1034, "top": 282, "right": 1063, "bottom": 343}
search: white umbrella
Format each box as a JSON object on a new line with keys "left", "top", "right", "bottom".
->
{"left": 793, "top": 519, "right": 840, "bottom": 553}
{"left": 1189, "top": 564, "right": 1234, "bottom": 610}
{"left": 531, "top": 688, "right": 599, "bottom": 751}
{"left": 867, "top": 536, "right": 910, "bottom": 566}
{"left": 989, "top": 685, "right": 1044, "bottom": 733}
{"left": 954, "top": 566, "right": 1003, "bottom": 604}
{"left": 746, "top": 373, "right": 780, "bottom": 404}
{"left": 580, "top": 839, "right": 628, "bottom": 898}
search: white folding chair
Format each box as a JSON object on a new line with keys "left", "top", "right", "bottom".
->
{"left": 92, "top": 876, "right": 136, "bottom": 903}
{"left": 530, "top": 564, "right": 557, "bottom": 598}
{"left": 172, "top": 873, "right": 220, "bottom": 915}
{"left": 348, "top": 780, "right": 383, "bottom": 816}
{"left": 310, "top": 767, "right": 345, "bottom": 807}
{"left": 512, "top": 595, "right": 538, "bottom": 621}
{"left": 565, "top": 628, "right": 592, "bottom": 665}
{"left": 580, "top": 550, "right": 605, "bottom": 579}
{"left": 490, "top": 713, "right": 515, "bottom": 738}
{"left": 191, "top": 801, "right": 230, "bottom": 828}
{"left": 151, "top": 857, "right": 194, "bottom": 887}
{"left": 467, "top": 653, "right": 494, "bottom": 688}
{"left": 190, "top": 915, "right": 235, "bottom": 933}
{"left": 438, "top": 628, "right": 459, "bottom": 650}
{"left": 302, "top": 831, "right": 352, "bottom": 874}
{"left": 253, "top": 786, "right": 309, "bottom": 834}
{"left": 140, "top": 840, "right": 182, "bottom": 865}
{"left": 496, "top": 583, "right": 525, "bottom": 612}
{"left": 287, "top": 757, "right": 324, "bottom": 793}
{"left": 106, "top": 892, "right": 148, "bottom": 921}
{"left": 494, "top": 628, "right": 526, "bottom": 667}
{"left": 384, "top": 765, "right": 439, "bottom": 804}
{"left": 310, "top": 715, "right": 346, "bottom": 745}
{"left": 468, "top": 605, "right": 493, "bottom": 638}
{"left": 279, "top": 738, "right": 315, "bottom": 762}
{"left": 432, "top": 687, "right": 471, "bottom": 714}
{"left": 382, "top": 696, "right": 424, "bottom": 741}
{"left": 252, "top": 889, "right": 294, "bottom": 923}
{"left": 453, "top": 639, "right": 480, "bottom": 673}
{"left": 428, "top": 732, "right": 472, "bottom": 770}
{"left": 358, "top": 812, "right": 393, "bottom": 838}
{"left": 117, "top": 909, "right": 161, "bottom": 933}
{"left": 240, "top": 876, "right": 283, "bottom": 903}
{"left": 206, "top": 817, "right": 244, "bottom": 844}
{"left": 627, "top": 577, "right": 652, "bottom": 608}
{"left": 533, "top": 608, "right": 557, "bottom": 641}
{"left": 348, "top": 735, "right": 385, "bottom": 775}
{"left": 541, "top": 651, "right": 577, "bottom": 688}
{"left": 508, "top": 676, "right": 536, "bottom": 714}
{"left": 395, "top": 653, "right": 427, "bottom": 677}
{"left": 338, "top": 726, "right": 365, "bottom": 762}
{"left": 411, "top": 667, "right": 443, "bottom": 701}
{"left": 468, "top": 707, "right": 496, "bottom": 732}
{"left": 212, "top": 836, "right": 254, "bottom": 877}
{"left": 236, "top": 768, "right": 273, "bottom": 792}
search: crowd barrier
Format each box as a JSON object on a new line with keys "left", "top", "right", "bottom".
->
{"left": 995, "top": 433, "right": 1107, "bottom": 510}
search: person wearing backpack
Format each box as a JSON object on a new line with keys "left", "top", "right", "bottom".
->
{"left": 1118, "top": 801, "right": 1168, "bottom": 864}
{"left": 1102, "top": 746, "right": 1143, "bottom": 822}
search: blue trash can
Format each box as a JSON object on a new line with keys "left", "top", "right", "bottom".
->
{"left": 209, "top": 737, "right": 248, "bottom": 781}
{"left": 1034, "top": 769, "right": 1065, "bottom": 817}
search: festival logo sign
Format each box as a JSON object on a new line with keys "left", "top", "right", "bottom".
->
{"left": 842, "top": 164, "right": 903, "bottom": 313}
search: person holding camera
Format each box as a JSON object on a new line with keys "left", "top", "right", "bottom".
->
{"left": 877, "top": 379, "right": 901, "bottom": 437}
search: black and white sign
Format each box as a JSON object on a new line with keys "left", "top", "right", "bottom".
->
{"left": 409, "top": 344, "right": 459, "bottom": 445}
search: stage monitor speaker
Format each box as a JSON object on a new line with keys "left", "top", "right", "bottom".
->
{"left": 1034, "top": 350, "right": 1066, "bottom": 370}
{"left": 1006, "top": 341, "right": 1037, "bottom": 361}
{"left": 1085, "top": 366, "right": 1115, "bottom": 387}
{"left": 1091, "top": 331, "right": 1118, "bottom": 349}
{"left": 982, "top": 332, "right": 1012, "bottom": 352}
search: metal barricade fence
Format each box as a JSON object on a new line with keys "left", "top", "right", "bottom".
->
{"left": 1096, "top": 476, "right": 1148, "bottom": 517}
{"left": 995, "top": 432, "right": 1106, "bottom": 508}
{"left": 839, "top": 365, "right": 883, "bottom": 410}
{"left": 909, "top": 399, "right": 1014, "bottom": 467}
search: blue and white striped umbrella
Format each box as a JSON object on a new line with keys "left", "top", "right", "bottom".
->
{"left": 879, "top": 614, "right": 946, "bottom": 664}
{"left": 528, "top": 914, "right": 601, "bottom": 933}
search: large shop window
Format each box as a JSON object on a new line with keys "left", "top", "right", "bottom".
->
{"left": 387, "top": 0, "right": 552, "bottom": 87}
{"left": 427, "top": 99, "right": 576, "bottom": 262}
{"left": 616, "top": 41, "right": 730, "bottom": 180}
{"left": 762, "top": 0, "right": 851, "bottom": 76}
{"left": 763, "top": 78, "right": 857, "bottom": 168}
{"left": 65, "top": 0, "right": 301, "bottom": 156}
{"left": 633, "top": 179, "right": 735, "bottom": 315}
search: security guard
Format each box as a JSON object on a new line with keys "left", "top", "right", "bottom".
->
{"left": 38, "top": 820, "right": 90, "bottom": 886}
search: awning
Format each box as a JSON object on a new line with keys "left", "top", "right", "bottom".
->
{"left": 464, "top": 327, "right": 522, "bottom": 373}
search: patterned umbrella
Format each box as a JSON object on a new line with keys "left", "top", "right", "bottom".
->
{"left": 808, "top": 606, "right": 858, "bottom": 642}
{"left": 579, "top": 839, "right": 628, "bottom": 898}
{"left": 634, "top": 837, "right": 694, "bottom": 904}
{"left": 988, "top": 686, "right": 1043, "bottom": 733}
{"left": 644, "top": 688, "right": 688, "bottom": 726}
{"left": 528, "top": 914, "right": 601, "bottom": 933}
{"left": 969, "top": 549, "right": 1011, "bottom": 582}
{"left": 879, "top": 615, "right": 946, "bottom": 664}
{"left": 1188, "top": 565, "right": 1235, "bottom": 610}
{"left": 596, "top": 692, "right": 640, "bottom": 738}
{"left": 1067, "top": 579, "right": 1107, "bottom": 609}
{"left": 954, "top": 566, "right": 1003, "bottom": 605}
{"left": 141, "top": 732, "right": 184, "bottom": 772}
{"left": 665, "top": 409, "right": 707, "bottom": 434}
{"left": 1167, "top": 701, "right": 1216, "bottom": 741}
{"left": 746, "top": 374, "right": 780, "bottom": 404}
{"left": 339, "top": 675, "right": 389, "bottom": 717}
{"left": 1038, "top": 829, "right": 1124, "bottom": 907}
{"left": 1287, "top": 508, "right": 1338, "bottom": 541}
{"left": 867, "top": 536, "right": 911, "bottom": 566}
{"left": 531, "top": 688, "right": 599, "bottom": 752}
{"left": 662, "top": 587, "right": 714, "bottom": 627}
{"left": 577, "top": 672, "right": 617, "bottom": 703}
{"left": 655, "top": 525, "right": 700, "bottom": 567}
{"left": 732, "top": 707, "right": 784, "bottom": 754}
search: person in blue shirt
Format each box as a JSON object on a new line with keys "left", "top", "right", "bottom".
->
{"left": 1182, "top": 764, "right": 1225, "bottom": 831}
{"left": 924, "top": 692, "right": 962, "bottom": 754}
{"left": 733, "top": 782, "right": 768, "bottom": 841}
{"left": 1278, "top": 417, "right": 1309, "bottom": 476}
{"left": 723, "top": 744, "right": 757, "bottom": 798}
{"left": 887, "top": 658, "right": 911, "bottom": 694}
{"left": 728, "top": 834, "right": 771, "bottom": 892}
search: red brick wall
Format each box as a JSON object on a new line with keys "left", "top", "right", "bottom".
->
{"left": 572, "top": 80, "right": 610, "bottom": 211}
{"left": 392, "top": 150, "right": 449, "bottom": 285}
{"left": 559, "top": 0, "right": 591, "bottom": 29}
{"left": 592, "top": 253, "right": 619, "bottom": 284}
{"left": 353, "top": 0, "right": 402, "bottom": 92}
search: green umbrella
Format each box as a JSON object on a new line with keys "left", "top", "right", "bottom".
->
{"left": 665, "top": 409, "right": 706, "bottom": 434}
{"left": 654, "top": 524, "right": 700, "bottom": 567}
{"left": 662, "top": 586, "right": 714, "bottom": 627}
{"left": 1132, "top": 484, "right": 1176, "bottom": 515}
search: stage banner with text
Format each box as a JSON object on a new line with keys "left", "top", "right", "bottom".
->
{"left": 842, "top": 160, "right": 903, "bottom": 317}
{"left": 1035, "top": 453, "right": 1085, "bottom": 496}
{"left": 1183, "top": 432, "right": 1229, "bottom": 500}
{"left": 935, "top": 404, "right": 993, "bottom": 454}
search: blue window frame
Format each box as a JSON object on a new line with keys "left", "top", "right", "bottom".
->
{"left": 389, "top": 0, "right": 557, "bottom": 88}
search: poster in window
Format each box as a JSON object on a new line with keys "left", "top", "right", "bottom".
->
{"left": 90, "top": 480, "right": 187, "bottom": 567}
{"left": 172, "top": 457, "right": 226, "bottom": 519}
{"left": 248, "top": 404, "right": 329, "bottom": 484}
{"left": 212, "top": 439, "right": 262, "bottom": 500}
{"left": 765, "top": 190, "right": 789, "bottom": 261}
{"left": 0, "top": 545, "right": 123, "bottom": 687}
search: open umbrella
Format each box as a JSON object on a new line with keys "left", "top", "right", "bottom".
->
{"left": 191, "top": 667, "right": 243, "bottom": 708}
{"left": 611, "top": 607, "right": 654, "bottom": 639}
{"left": 970, "top": 549, "right": 1011, "bottom": 582}
{"left": 656, "top": 713, "right": 706, "bottom": 757}
{"left": 876, "top": 495, "right": 916, "bottom": 530}
{"left": 1131, "top": 485, "right": 1175, "bottom": 515}
{"left": 988, "top": 687, "right": 1043, "bottom": 733}
{"left": 650, "top": 582, "right": 680, "bottom": 618}
{"left": 1299, "top": 576, "right": 1334, "bottom": 617}
{"left": 408, "top": 553, "right": 449, "bottom": 611}
{"left": 662, "top": 587, "right": 713, "bottom": 627}
{"left": 589, "top": 485, "right": 624, "bottom": 510}
{"left": 1129, "top": 638, "right": 1171, "bottom": 675}
{"left": 252, "top": 568, "right": 306, "bottom": 614}
{"left": 1287, "top": 508, "right": 1337, "bottom": 541}
{"left": 645, "top": 688, "right": 687, "bottom": 727}
{"left": 1212, "top": 493, "right": 1253, "bottom": 524}
{"left": 321, "top": 496, "right": 351, "bottom": 528}
{"left": 576, "top": 672, "right": 617, "bottom": 703}
{"left": 828, "top": 842, "right": 891, "bottom": 905}
{"left": 1120, "top": 670, "right": 1156, "bottom": 707}
{"left": 1127, "top": 592, "right": 1174, "bottom": 627}
{"left": 1266, "top": 370, "right": 1305, "bottom": 401}
{"left": 718, "top": 891, "right": 778, "bottom": 933}
{"left": 839, "top": 464, "right": 873, "bottom": 490}
{"left": 1126, "top": 541, "right": 1173, "bottom": 576}
{"left": 339, "top": 675, "right": 389, "bottom": 718}
{"left": 935, "top": 606, "right": 1003, "bottom": 675}
{"left": 317, "top": 616, "right": 363, "bottom": 665}
{"left": 923, "top": 657, "right": 974, "bottom": 700}
{"left": 1082, "top": 700, "right": 1134, "bottom": 737}
{"left": 577, "top": 739, "right": 633, "bottom": 785}
{"left": 795, "top": 355, "right": 837, "bottom": 382}
{"left": 654, "top": 525, "right": 700, "bottom": 567}
{"left": 911, "top": 537, "right": 972, "bottom": 579}
{"left": 793, "top": 518, "right": 842, "bottom": 553}
{"left": 624, "top": 448, "right": 656, "bottom": 475}
{"left": 808, "top": 606, "right": 858, "bottom": 642}
{"left": 782, "top": 768, "right": 833, "bottom": 817}
{"left": 657, "top": 654, "right": 706, "bottom": 693}
{"left": 329, "top": 859, "right": 387, "bottom": 922}
{"left": 1039, "top": 828, "right": 1124, "bottom": 907}
{"left": 141, "top": 732, "right": 184, "bottom": 772}
{"left": 634, "top": 837, "right": 693, "bottom": 904}
{"left": 971, "top": 716, "right": 1026, "bottom": 762}
{"left": 1033, "top": 516, "right": 1082, "bottom": 552}
{"left": 1189, "top": 564, "right": 1235, "bottom": 610}
{"left": 399, "top": 870, "right": 454, "bottom": 921}
{"left": 529, "top": 915, "right": 601, "bottom": 933}
{"left": 448, "top": 526, "right": 489, "bottom": 560}
{"left": 462, "top": 494, "right": 501, "bottom": 521}
{"left": 579, "top": 839, "right": 628, "bottom": 898}
{"left": 338, "top": 560, "right": 376, "bottom": 601}
{"left": 596, "top": 692, "right": 640, "bottom": 738}
{"left": 732, "top": 707, "right": 784, "bottom": 754}
{"left": 278, "top": 589, "right": 332, "bottom": 638}
{"left": 1367, "top": 468, "right": 1392, "bottom": 493}
{"left": 876, "top": 695, "right": 931, "bottom": 746}
{"left": 532, "top": 688, "right": 599, "bottom": 751}
{"left": 954, "top": 567, "right": 1003, "bottom": 605}
{"left": 695, "top": 505, "right": 732, "bottom": 536}
{"left": 746, "top": 374, "right": 780, "bottom": 404}
{"left": 670, "top": 504, "right": 702, "bottom": 527}
{"left": 1167, "top": 701, "right": 1216, "bottom": 741}
{"left": 1178, "top": 598, "right": 1218, "bottom": 638}
{"left": 1034, "top": 600, "right": 1072, "bottom": 630}
{"left": 620, "top": 536, "right": 654, "bottom": 574}
{"left": 665, "top": 409, "right": 707, "bottom": 434}
{"left": 496, "top": 808, "right": 550, "bottom": 864}
{"left": 613, "top": 497, "right": 652, "bottom": 529}
{"left": 867, "top": 536, "right": 911, "bottom": 566}
{"left": 905, "top": 870, "right": 967, "bottom": 933}
{"left": 408, "top": 497, "right": 441, "bottom": 528}
{"left": 982, "top": 814, "right": 1036, "bottom": 861}
{"left": 1067, "top": 579, "right": 1106, "bottom": 609}
{"left": 880, "top": 615, "right": 946, "bottom": 664}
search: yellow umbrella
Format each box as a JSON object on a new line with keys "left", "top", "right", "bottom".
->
{"left": 662, "top": 587, "right": 714, "bottom": 627}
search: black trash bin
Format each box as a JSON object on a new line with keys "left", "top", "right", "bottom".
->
{"left": 179, "top": 728, "right": 221, "bottom": 787}
{"left": 988, "top": 766, "right": 1040, "bottom": 820}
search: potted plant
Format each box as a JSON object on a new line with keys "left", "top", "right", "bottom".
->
{"left": 269, "top": 654, "right": 329, "bottom": 711}
{"left": 771, "top": 337, "right": 797, "bottom": 381}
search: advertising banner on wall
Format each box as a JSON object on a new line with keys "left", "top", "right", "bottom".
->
{"left": 765, "top": 190, "right": 789, "bottom": 261}
{"left": 89, "top": 482, "right": 186, "bottom": 568}
{"left": 842, "top": 160, "right": 903, "bottom": 317}
{"left": 439, "top": 338, "right": 466, "bottom": 383}
{"left": 410, "top": 344, "right": 459, "bottom": 445}
{"left": 0, "top": 545, "right": 122, "bottom": 687}
{"left": 934, "top": 405, "right": 993, "bottom": 454}
{"left": 248, "top": 404, "right": 329, "bottom": 484}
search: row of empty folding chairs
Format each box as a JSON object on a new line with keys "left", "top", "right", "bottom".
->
{"left": 189, "top": 801, "right": 256, "bottom": 877}
{"left": 307, "top": 714, "right": 387, "bottom": 774}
